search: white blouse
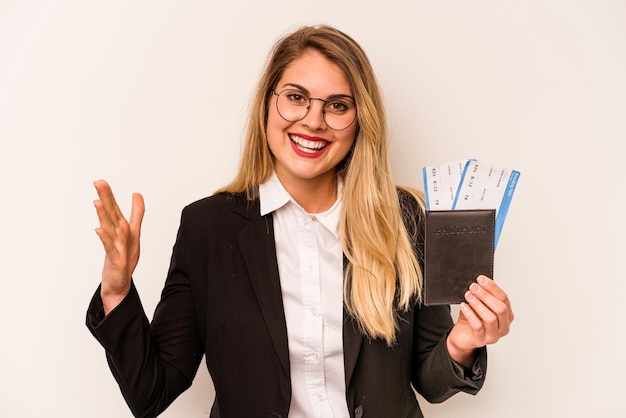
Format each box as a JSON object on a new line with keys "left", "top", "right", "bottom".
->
{"left": 259, "top": 173, "right": 349, "bottom": 418}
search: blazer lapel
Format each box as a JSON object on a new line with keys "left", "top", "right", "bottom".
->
{"left": 343, "top": 312, "right": 364, "bottom": 390}
{"left": 234, "top": 199, "right": 290, "bottom": 376}
{"left": 342, "top": 256, "right": 364, "bottom": 389}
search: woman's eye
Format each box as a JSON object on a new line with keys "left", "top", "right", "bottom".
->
{"left": 286, "top": 92, "right": 307, "bottom": 104}
{"left": 327, "top": 101, "right": 349, "bottom": 113}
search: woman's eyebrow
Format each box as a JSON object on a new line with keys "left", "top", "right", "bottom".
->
{"left": 279, "top": 83, "right": 354, "bottom": 100}
{"left": 280, "top": 83, "right": 310, "bottom": 95}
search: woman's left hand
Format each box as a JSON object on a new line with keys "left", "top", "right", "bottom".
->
{"left": 446, "top": 275, "right": 514, "bottom": 367}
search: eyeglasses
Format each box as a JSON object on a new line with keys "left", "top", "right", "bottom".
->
{"left": 271, "top": 88, "right": 357, "bottom": 131}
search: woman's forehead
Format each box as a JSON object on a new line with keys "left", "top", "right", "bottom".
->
{"left": 276, "top": 50, "right": 352, "bottom": 97}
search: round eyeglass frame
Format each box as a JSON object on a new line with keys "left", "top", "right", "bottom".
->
{"left": 271, "top": 89, "right": 357, "bottom": 131}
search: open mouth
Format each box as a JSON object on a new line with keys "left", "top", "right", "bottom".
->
{"left": 289, "top": 134, "right": 329, "bottom": 154}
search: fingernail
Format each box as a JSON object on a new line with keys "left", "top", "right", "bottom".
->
{"left": 477, "top": 275, "right": 489, "bottom": 285}
{"left": 470, "top": 283, "right": 480, "bottom": 294}
{"left": 465, "top": 290, "right": 476, "bottom": 302}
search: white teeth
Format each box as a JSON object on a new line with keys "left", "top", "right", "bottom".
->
{"left": 289, "top": 134, "right": 328, "bottom": 152}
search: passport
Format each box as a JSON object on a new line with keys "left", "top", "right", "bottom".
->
{"left": 423, "top": 209, "right": 495, "bottom": 306}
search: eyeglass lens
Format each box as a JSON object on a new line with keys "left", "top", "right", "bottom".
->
{"left": 274, "top": 89, "right": 356, "bottom": 130}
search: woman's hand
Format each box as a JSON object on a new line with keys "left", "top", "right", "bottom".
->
{"left": 446, "top": 275, "right": 514, "bottom": 367}
{"left": 93, "top": 180, "right": 145, "bottom": 315}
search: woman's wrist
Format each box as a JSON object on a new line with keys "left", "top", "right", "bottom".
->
{"left": 100, "top": 285, "right": 131, "bottom": 316}
{"left": 446, "top": 335, "right": 477, "bottom": 368}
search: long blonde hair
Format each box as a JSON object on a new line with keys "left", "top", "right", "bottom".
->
{"left": 217, "top": 25, "right": 423, "bottom": 345}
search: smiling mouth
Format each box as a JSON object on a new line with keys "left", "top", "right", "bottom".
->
{"left": 289, "top": 134, "right": 329, "bottom": 154}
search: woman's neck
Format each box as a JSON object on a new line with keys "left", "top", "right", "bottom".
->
{"left": 275, "top": 171, "right": 338, "bottom": 214}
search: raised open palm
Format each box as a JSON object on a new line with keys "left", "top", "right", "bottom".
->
{"left": 93, "top": 179, "right": 145, "bottom": 314}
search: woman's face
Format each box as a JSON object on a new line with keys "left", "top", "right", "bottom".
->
{"left": 266, "top": 49, "right": 357, "bottom": 194}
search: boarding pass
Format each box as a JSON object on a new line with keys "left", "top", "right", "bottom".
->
{"left": 423, "top": 159, "right": 520, "bottom": 248}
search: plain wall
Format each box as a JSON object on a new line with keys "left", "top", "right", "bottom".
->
{"left": 1, "top": 1, "right": 625, "bottom": 417}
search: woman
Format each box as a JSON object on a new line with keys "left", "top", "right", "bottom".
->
{"left": 87, "top": 25, "right": 513, "bottom": 418}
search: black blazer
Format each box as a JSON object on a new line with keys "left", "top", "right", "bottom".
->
{"left": 87, "top": 191, "right": 486, "bottom": 418}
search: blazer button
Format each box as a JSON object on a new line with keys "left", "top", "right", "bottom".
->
{"left": 355, "top": 405, "right": 363, "bottom": 418}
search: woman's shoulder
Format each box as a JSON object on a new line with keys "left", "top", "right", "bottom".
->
{"left": 175, "top": 193, "right": 262, "bottom": 238}
{"left": 396, "top": 186, "right": 426, "bottom": 214}
{"left": 396, "top": 186, "right": 426, "bottom": 242}
{"left": 182, "top": 192, "right": 258, "bottom": 219}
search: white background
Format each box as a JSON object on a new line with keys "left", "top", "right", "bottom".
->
{"left": 1, "top": 1, "right": 625, "bottom": 417}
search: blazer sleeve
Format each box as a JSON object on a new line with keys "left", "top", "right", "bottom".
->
{"left": 398, "top": 188, "right": 488, "bottom": 403}
{"left": 85, "top": 207, "right": 204, "bottom": 418}
{"left": 411, "top": 304, "right": 487, "bottom": 403}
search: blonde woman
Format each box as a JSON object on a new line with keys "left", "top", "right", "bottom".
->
{"left": 88, "top": 25, "right": 513, "bottom": 418}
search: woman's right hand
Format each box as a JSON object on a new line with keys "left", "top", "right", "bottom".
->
{"left": 93, "top": 180, "right": 145, "bottom": 315}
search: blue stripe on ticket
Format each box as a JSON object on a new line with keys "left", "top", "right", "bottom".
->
{"left": 495, "top": 170, "right": 520, "bottom": 248}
